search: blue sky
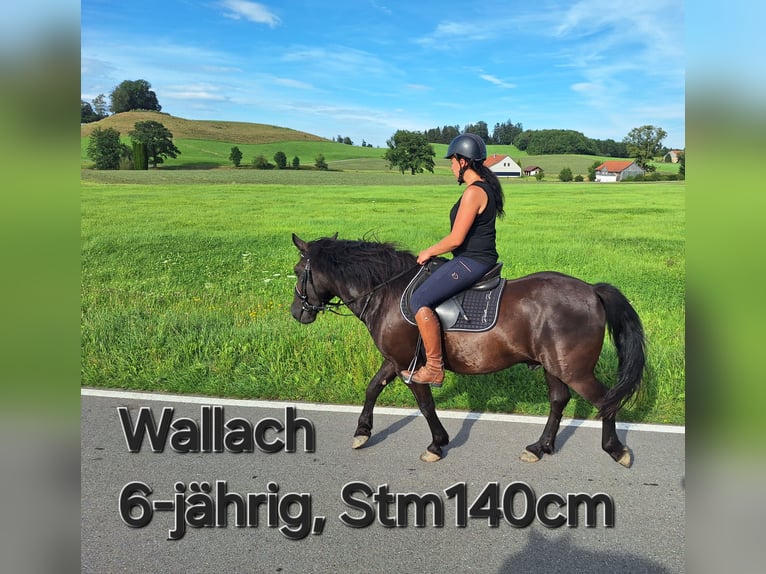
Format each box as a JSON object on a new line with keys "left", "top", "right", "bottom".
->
{"left": 81, "top": 0, "right": 685, "bottom": 149}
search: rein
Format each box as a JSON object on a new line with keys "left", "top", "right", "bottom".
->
{"left": 295, "top": 257, "right": 419, "bottom": 319}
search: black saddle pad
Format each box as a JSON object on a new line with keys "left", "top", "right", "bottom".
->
{"left": 400, "top": 261, "right": 505, "bottom": 333}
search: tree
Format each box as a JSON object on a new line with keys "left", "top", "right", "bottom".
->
{"left": 591, "top": 138, "right": 628, "bottom": 157}
{"left": 292, "top": 156, "right": 300, "bottom": 169}
{"left": 314, "top": 154, "right": 328, "bottom": 170}
{"left": 273, "top": 151, "right": 287, "bottom": 169}
{"left": 587, "top": 160, "right": 602, "bottom": 182}
{"left": 128, "top": 120, "right": 180, "bottom": 167}
{"left": 464, "top": 121, "right": 490, "bottom": 143}
{"left": 623, "top": 125, "right": 667, "bottom": 171}
{"left": 81, "top": 100, "right": 99, "bottom": 123}
{"left": 253, "top": 155, "right": 273, "bottom": 169}
{"left": 521, "top": 129, "right": 597, "bottom": 155}
{"left": 424, "top": 125, "right": 460, "bottom": 144}
{"left": 559, "top": 167, "right": 573, "bottom": 182}
{"left": 383, "top": 130, "right": 435, "bottom": 175}
{"left": 491, "top": 119, "right": 523, "bottom": 145}
{"left": 87, "top": 126, "right": 123, "bottom": 170}
{"left": 229, "top": 146, "right": 243, "bottom": 167}
{"left": 677, "top": 151, "right": 685, "bottom": 179}
{"left": 92, "top": 94, "right": 109, "bottom": 119}
{"left": 132, "top": 141, "right": 148, "bottom": 170}
{"left": 110, "top": 79, "right": 162, "bottom": 114}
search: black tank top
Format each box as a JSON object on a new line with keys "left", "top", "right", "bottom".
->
{"left": 449, "top": 180, "right": 498, "bottom": 265}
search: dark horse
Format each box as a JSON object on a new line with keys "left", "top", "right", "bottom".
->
{"left": 290, "top": 234, "right": 646, "bottom": 467}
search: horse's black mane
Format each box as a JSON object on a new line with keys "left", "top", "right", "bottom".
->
{"left": 308, "top": 237, "right": 417, "bottom": 291}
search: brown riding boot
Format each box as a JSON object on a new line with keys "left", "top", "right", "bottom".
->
{"left": 402, "top": 307, "right": 445, "bottom": 387}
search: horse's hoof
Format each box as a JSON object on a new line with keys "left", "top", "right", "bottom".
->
{"left": 616, "top": 447, "right": 632, "bottom": 468}
{"left": 420, "top": 450, "right": 441, "bottom": 463}
{"left": 352, "top": 435, "right": 369, "bottom": 449}
{"left": 520, "top": 449, "right": 541, "bottom": 463}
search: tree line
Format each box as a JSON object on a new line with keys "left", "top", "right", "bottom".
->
{"left": 228, "top": 147, "right": 330, "bottom": 170}
{"left": 423, "top": 120, "right": 632, "bottom": 158}
{"left": 384, "top": 123, "right": 677, "bottom": 176}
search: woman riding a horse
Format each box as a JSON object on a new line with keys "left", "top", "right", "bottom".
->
{"left": 403, "top": 133, "right": 506, "bottom": 387}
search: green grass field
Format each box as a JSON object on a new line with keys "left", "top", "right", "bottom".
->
{"left": 81, "top": 170, "right": 685, "bottom": 424}
{"left": 81, "top": 137, "right": 679, "bottom": 178}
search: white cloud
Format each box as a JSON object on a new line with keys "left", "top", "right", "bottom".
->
{"left": 272, "top": 77, "right": 315, "bottom": 90}
{"left": 434, "top": 21, "right": 474, "bottom": 36}
{"left": 220, "top": 1, "right": 280, "bottom": 27}
{"left": 80, "top": 57, "right": 117, "bottom": 80}
{"left": 571, "top": 82, "right": 593, "bottom": 93}
{"left": 280, "top": 45, "right": 403, "bottom": 85}
{"left": 415, "top": 19, "right": 487, "bottom": 47}
{"left": 163, "top": 83, "right": 228, "bottom": 101}
{"left": 480, "top": 74, "right": 516, "bottom": 89}
{"left": 369, "top": 1, "right": 392, "bottom": 15}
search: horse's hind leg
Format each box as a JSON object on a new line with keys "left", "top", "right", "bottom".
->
{"left": 567, "top": 374, "right": 632, "bottom": 467}
{"left": 521, "top": 372, "right": 570, "bottom": 463}
{"left": 352, "top": 360, "right": 397, "bottom": 449}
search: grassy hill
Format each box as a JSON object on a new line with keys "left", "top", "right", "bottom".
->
{"left": 80, "top": 110, "right": 328, "bottom": 144}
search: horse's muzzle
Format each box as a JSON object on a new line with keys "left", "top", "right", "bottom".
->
{"left": 291, "top": 300, "right": 317, "bottom": 324}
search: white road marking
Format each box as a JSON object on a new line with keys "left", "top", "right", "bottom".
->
{"left": 81, "top": 387, "right": 685, "bottom": 434}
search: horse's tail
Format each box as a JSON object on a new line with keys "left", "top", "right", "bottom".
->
{"left": 594, "top": 283, "right": 646, "bottom": 420}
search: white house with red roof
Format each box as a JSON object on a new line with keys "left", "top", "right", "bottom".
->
{"left": 484, "top": 153, "right": 522, "bottom": 177}
{"left": 594, "top": 160, "right": 645, "bottom": 182}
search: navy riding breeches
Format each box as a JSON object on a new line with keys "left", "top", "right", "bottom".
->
{"left": 409, "top": 256, "right": 493, "bottom": 313}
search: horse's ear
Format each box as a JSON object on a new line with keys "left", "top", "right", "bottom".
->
{"left": 292, "top": 233, "right": 309, "bottom": 253}
{"left": 331, "top": 232, "right": 338, "bottom": 240}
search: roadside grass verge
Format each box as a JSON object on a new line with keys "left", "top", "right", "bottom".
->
{"left": 82, "top": 179, "right": 684, "bottom": 424}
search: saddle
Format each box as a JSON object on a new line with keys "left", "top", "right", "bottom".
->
{"left": 400, "top": 259, "right": 506, "bottom": 332}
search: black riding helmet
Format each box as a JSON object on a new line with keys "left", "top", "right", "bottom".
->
{"left": 445, "top": 132, "right": 487, "bottom": 161}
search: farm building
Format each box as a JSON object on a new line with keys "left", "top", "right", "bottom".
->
{"left": 523, "top": 165, "right": 543, "bottom": 176}
{"left": 484, "top": 154, "right": 521, "bottom": 177}
{"left": 663, "top": 149, "right": 684, "bottom": 163}
{"left": 594, "top": 160, "right": 645, "bottom": 182}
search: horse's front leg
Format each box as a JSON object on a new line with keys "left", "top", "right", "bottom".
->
{"left": 406, "top": 382, "right": 450, "bottom": 462}
{"left": 351, "top": 359, "right": 398, "bottom": 449}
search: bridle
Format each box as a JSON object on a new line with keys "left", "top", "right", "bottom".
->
{"left": 295, "top": 257, "right": 347, "bottom": 315}
{"left": 294, "top": 255, "right": 419, "bottom": 319}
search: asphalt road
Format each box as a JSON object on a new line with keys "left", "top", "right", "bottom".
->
{"left": 81, "top": 388, "right": 685, "bottom": 573}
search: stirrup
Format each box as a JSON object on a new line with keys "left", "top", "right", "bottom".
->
{"left": 402, "top": 336, "right": 423, "bottom": 385}
{"left": 409, "top": 365, "right": 444, "bottom": 387}
{"left": 401, "top": 335, "right": 444, "bottom": 388}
